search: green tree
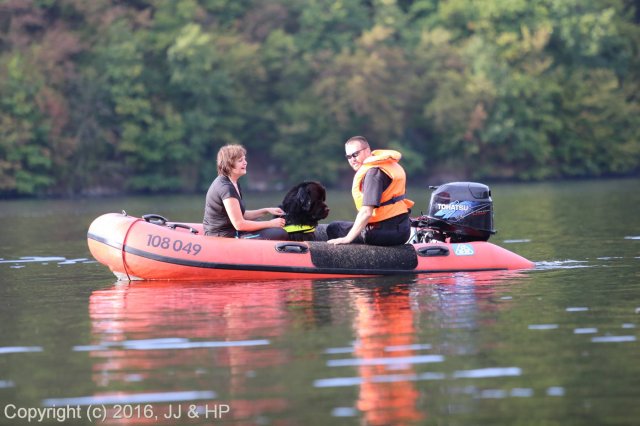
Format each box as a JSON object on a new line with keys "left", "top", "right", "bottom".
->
{"left": 167, "top": 22, "right": 269, "bottom": 189}
{"left": 0, "top": 0, "right": 638, "bottom": 197}
{"left": 93, "top": 18, "right": 188, "bottom": 192}
{"left": 0, "top": 54, "right": 54, "bottom": 195}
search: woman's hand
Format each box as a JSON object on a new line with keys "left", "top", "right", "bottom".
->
{"left": 265, "top": 207, "right": 285, "bottom": 216}
{"left": 269, "top": 217, "right": 286, "bottom": 228}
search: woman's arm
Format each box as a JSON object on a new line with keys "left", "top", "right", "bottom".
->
{"left": 223, "top": 198, "right": 285, "bottom": 231}
{"left": 244, "top": 207, "right": 284, "bottom": 220}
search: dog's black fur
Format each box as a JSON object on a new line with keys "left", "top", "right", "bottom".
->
{"left": 279, "top": 181, "right": 330, "bottom": 241}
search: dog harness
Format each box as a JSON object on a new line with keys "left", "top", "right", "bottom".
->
{"left": 352, "top": 149, "right": 415, "bottom": 223}
{"left": 283, "top": 224, "right": 316, "bottom": 233}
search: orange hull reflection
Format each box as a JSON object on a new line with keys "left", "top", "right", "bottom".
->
{"left": 351, "top": 284, "right": 424, "bottom": 425}
{"left": 88, "top": 280, "right": 315, "bottom": 423}
{"left": 330, "top": 271, "right": 528, "bottom": 424}
{"left": 85, "top": 271, "right": 526, "bottom": 423}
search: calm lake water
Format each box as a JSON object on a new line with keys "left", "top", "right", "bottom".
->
{"left": 1, "top": 179, "right": 639, "bottom": 425}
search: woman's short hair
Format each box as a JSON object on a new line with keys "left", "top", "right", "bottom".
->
{"left": 217, "top": 144, "right": 246, "bottom": 177}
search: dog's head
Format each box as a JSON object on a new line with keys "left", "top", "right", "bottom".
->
{"left": 280, "top": 181, "right": 330, "bottom": 226}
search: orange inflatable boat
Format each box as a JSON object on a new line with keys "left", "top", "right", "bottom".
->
{"left": 87, "top": 211, "right": 534, "bottom": 281}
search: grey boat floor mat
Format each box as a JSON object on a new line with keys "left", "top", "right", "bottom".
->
{"left": 308, "top": 242, "right": 418, "bottom": 271}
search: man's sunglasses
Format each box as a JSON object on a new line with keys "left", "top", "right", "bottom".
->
{"left": 345, "top": 148, "right": 365, "bottom": 160}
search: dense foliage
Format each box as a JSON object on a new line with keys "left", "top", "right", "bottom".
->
{"left": 0, "top": 0, "right": 638, "bottom": 196}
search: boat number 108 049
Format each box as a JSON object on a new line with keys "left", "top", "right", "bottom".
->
{"left": 146, "top": 234, "right": 202, "bottom": 255}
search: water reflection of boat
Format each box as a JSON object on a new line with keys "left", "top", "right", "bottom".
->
{"left": 87, "top": 212, "right": 534, "bottom": 281}
{"left": 86, "top": 280, "right": 316, "bottom": 422}
{"left": 83, "top": 272, "right": 526, "bottom": 423}
{"left": 317, "top": 271, "right": 529, "bottom": 424}
{"left": 350, "top": 283, "right": 425, "bottom": 425}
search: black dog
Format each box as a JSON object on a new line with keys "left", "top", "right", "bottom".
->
{"left": 279, "top": 181, "right": 330, "bottom": 241}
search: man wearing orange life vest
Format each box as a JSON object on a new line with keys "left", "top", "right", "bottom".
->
{"left": 327, "top": 136, "right": 414, "bottom": 246}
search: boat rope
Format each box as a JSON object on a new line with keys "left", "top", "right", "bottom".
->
{"left": 121, "top": 218, "right": 143, "bottom": 281}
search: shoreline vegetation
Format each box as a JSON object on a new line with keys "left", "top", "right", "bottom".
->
{"left": 1, "top": 1, "right": 638, "bottom": 198}
{"left": 2, "top": 176, "right": 639, "bottom": 202}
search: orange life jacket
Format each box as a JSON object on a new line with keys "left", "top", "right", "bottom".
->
{"left": 352, "top": 149, "right": 415, "bottom": 223}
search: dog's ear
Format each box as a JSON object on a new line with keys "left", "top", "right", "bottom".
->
{"left": 282, "top": 184, "right": 300, "bottom": 207}
{"left": 312, "top": 182, "right": 326, "bottom": 201}
{"left": 296, "top": 187, "right": 312, "bottom": 211}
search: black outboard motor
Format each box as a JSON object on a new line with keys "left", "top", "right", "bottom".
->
{"left": 425, "top": 182, "right": 496, "bottom": 242}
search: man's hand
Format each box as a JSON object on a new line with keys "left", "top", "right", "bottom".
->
{"left": 327, "top": 236, "right": 352, "bottom": 245}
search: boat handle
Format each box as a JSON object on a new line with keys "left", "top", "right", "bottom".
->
{"left": 275, "top": 242, "right": 309, "bottom": 254}
{"left": 142, "top": 214, "right": 168, "bottom": 225}
{"left": 417, "top": 246, "right": 450, "bottom": 257}
{"left": 168, "top": 223, "right": 199, "bottom": 234}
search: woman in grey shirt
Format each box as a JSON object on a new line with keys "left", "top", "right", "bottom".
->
{"left": 203, "top": 144, "right": 288, "bottom": 240}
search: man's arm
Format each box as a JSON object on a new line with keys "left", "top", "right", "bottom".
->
{"left": 327, "top": 205, "right": 374, "bottom": 245}
{"left": 327, "top": 168, "right": 390, "bottom": 245}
